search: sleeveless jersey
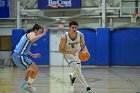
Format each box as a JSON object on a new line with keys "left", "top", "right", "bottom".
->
{"left": 14, "top": 34, "right": 32, "bottom": 55}
{"left": 64, "top": 31, "right": 82, "bottom": 52}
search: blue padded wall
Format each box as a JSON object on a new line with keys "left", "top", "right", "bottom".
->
{"left": 78, "top": 28, "right": 96, "bottom": 65}
{"left": 96, "top": 28, "right": 110, "bottom": 66}
{"left": 111, "top": 28, "right": 140, "bottom": 66}
{"left": 30, "top": 31, "right": 50, "bottom": 65}
{"left": 12, "top": 29, "right": 25, "bottom": 54}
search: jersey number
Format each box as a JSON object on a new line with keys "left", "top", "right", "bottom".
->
{"left": 71, "top": 44, "right": 74, "bottom": 48}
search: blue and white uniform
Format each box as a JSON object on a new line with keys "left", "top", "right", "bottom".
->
{"left": 64, "top": 31, "right": 82, "bottom": 64}
{"left": 12, "top": 34, "right": 33, "bottom": 70}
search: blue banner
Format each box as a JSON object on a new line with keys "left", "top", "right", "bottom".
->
{"left": 0, "top": 0, "right": 10, "bottom": 18}
{"left": 38, "top": 0, "right": 81, "bottom": 9}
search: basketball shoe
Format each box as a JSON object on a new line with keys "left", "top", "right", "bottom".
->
{"left": 69, "top": 73, "right": 76, "bottom": 86}
{"left": 86, "top": 87, "right": 93, "bottom": 93}
{"left": 21, "top": 81, "right": 36, "bottom": 93}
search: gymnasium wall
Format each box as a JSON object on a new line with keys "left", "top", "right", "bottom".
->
{"left": 110, "top": 28, "right": 140, "bottom": 66}
{"left": 95, "top": 28, "right": 140, "bottom": 66}
{"left": 11, "top": 28, "right": 140, "bottom": 66}
{"left": 78, "top": 28, "right": 96, "bottom": 65}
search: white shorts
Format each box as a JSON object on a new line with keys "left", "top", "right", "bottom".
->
{"left": 64, "top": 54, "right": 81, "bottom": 65}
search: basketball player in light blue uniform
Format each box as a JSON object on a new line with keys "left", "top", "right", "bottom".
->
{"left": 12, "top": 24, "right": 48, "bottom": 92}
{"left": 59, "top": 21, "right": 93, "bottom": 93}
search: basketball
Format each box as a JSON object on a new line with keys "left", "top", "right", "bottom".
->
{"left": 78, "top": 50, "right": 90, "bottom": 62}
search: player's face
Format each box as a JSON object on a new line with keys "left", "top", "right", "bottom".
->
{"left": 36, "top": 29, "right": 42, "bottom": 35}
{"left": 70, "top": 25, "right": 77, "bottom": 33}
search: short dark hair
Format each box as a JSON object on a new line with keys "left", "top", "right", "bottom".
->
{"left": 69, "top": 21, "right": 78, "bottom": 27}
{"left": 33, "top": 24, "right": 42, "bottom": 31}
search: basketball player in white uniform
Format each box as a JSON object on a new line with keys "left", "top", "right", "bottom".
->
{"left": 12, "top": 24, "right": 47, "bottom": 92}
{"left": 59, "top": 21, "right": 92, "bottom": 93}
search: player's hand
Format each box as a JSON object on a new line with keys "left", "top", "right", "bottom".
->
{"left": 84, "top": 50, "right": 90, "bottom": 57}
{"left": 88, "top": 51, "right": 90, "bottom": 57}
{"left": 42, "top": 28, "right": 48, "bottom": 36}
{"left": 32, "top": 53, "right": 41, "bottom": 58}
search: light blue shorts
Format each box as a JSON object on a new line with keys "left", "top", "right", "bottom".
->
{"left": 12, "top": 53, "right": 32, "bottom": 70}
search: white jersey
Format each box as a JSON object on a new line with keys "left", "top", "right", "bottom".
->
{"left": 64, "top": 31, "right": 82, "bottom": 52}
{"left": 64, "top": 31, "right": 82, "bottom": 63}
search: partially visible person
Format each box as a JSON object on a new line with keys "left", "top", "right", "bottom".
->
{"left": 59, "top": 21, "right": 92, "bottom": 93}
{"left": 12, "top": 24, "right": 48, "bottom": 92}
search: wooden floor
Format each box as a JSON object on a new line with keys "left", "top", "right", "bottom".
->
{"left": 0, "top": 66, "right": 140, "bottom": 93}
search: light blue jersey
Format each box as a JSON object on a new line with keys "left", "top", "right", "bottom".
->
{"left": 13, "top": 33, "right": 33, "bottom": 69}
{"left": 14, "top": 34, "right": 32, "bottom": 55}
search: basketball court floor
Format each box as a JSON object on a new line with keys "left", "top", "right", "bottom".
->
{"left": 0, "top": 66, "right": 140, "bottom": 93}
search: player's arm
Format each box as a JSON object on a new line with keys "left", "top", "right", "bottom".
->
{"left": 28, "top": 28, "right": 47, "bottom": 42}
{"left": 59, "top": 35, "right": 73, "bottom": 54}
{"left": 80, "top": 33, "right": 88, "bottom": 52}
{"left": 28, "top": 52, "right": 41, "bottom": 58}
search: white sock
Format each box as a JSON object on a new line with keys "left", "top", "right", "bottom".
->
{"left": 28, "top": 77, "right": 35, "bottom": 85}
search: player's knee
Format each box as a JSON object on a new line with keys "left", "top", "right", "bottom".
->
{"left": 27, "top": 68, "right": 33, "bottom": 73}
{"left": 75, "top": 67, "right": 80, "bottom": 73}
{"left": 32, "top": 67, "right": 39, "bottom": 74}
{"left": 70, "top": 61, "right": 80, "bottom": 72}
